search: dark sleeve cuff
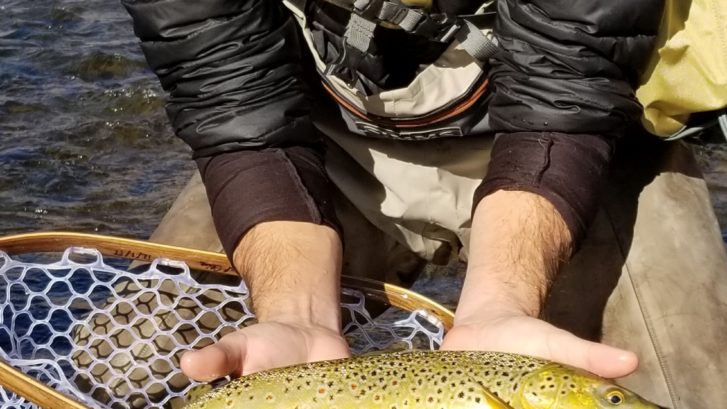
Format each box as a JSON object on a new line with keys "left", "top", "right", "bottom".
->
{"left": 473, "top": 132, "right": 613, "bottom": 247}
{"left": 195, "top": 146, "right": 341, "bottom": 256}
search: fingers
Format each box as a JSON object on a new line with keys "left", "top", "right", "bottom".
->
{"left": 442, "top": 317, "right": 639, "bottom": 380}
{"left": 180, "top": 323, "right": 352, "bottom": 381}
{"left": 547, "top": 327, "right": 638, "bottom": 379}
{"left": 180, "top": 332, "right": 247, "bottom": 382}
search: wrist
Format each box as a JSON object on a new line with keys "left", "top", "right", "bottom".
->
{"left": 254, "top": 290, "right": 342, "bottom": 331}
{"left": 454, "top": 269, "right": 539, "bottom": 325}
{"left": 459, "top": 191, "right": 572, "bottom": 321}
{"left": 232, "top": 220, "right": 343, "bottom": 332}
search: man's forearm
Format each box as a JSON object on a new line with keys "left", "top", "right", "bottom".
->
{"left": 457, "top": 190, "right": 573, "bottom": 320}
{"left": 232, "top": 221, "right": 343, "bottom": 330}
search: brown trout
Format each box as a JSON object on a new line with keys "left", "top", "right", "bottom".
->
{"left": 183, "top": 350, "right": 663, "bottom": 409}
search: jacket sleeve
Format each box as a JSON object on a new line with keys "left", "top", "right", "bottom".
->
{"left": 122, "top": 0, "right": 341, "bottom": 255}
{"left": 488, "top": 0, "right": 663, "bottom": 135}
{"left": 475, "top": 0, "right": 664, "bottom": 245}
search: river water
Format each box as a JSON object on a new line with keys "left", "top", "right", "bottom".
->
{"left": 0, "top": 0, "right": 195, "bottom": 240}
{"left": 1, "top": 2, "right": 726, "bottom": 290}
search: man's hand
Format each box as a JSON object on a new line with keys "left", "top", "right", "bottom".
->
{"left": 448, "top": 190, "right": 638, "bottom": 379}
{"left": 181, "top": 321, "right": 350, "bottom": 380}
{"left": 181, "top": 221, "right": 347, "bottom": 380}
{"left": 441, "top": 312, "right": 637, "bottom": 379}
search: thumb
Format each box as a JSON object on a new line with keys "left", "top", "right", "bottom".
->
{"left": 548, "top": 328, "right": 638, "bottom": 379}
{"left": 181, "top": 332, "right": 247, "bottom": 382}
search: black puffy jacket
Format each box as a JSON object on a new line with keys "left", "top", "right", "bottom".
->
{"left": 121, "top": 0, "right": 663, "bottom": 255}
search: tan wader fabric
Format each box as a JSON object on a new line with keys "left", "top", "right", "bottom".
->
{"left": 83, "top": 117, "right": 727, "bottom": 408}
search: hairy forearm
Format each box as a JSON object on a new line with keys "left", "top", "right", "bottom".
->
{"left": 232, "top": 221, "right": 343, "bottom": 330}
{"left": 457, "top": 190, "right": 573, "bottom": 320}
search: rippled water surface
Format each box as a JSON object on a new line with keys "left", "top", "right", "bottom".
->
{"left": 1, "top": 1, "right": 726, "bottom": 245}
{"left": 1, "top": 0, "right": 194, "bottom": 239}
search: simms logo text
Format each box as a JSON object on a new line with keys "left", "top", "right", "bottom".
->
{"left": 355, "top": 122, "right": 463, "bottom": 140}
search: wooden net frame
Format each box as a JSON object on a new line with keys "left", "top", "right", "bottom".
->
{"left": 0, "top": 232, "right": 454, "bottom": 409}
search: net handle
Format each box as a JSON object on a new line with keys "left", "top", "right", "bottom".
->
{"left": 0, "top": 231, "right": 454, "bottom": 328}
{"left": 0, "top": 359, "right": 89, "bottom": 409}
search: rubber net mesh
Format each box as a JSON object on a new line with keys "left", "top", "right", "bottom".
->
{"left": 0, "top": 247, "right": 444, "bottom": 409}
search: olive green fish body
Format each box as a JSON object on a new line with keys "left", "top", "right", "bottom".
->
{"left": 184, "top": 351, "right": 660, "bottom": 409}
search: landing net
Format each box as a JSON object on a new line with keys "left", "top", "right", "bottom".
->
{"left": 0, "top": 247, "right": 444, "bottom": 409}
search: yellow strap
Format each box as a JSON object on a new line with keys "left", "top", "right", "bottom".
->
{"left": 637, "top": 0, "right": 727, "bottom": 137}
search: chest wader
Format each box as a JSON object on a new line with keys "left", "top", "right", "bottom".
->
{"left": 282, "top": 0, "right": 499, "bottom": 140}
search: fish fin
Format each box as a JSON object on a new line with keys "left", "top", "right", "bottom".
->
{"left": 481, "top": 389, "right": 516, "bottom": 409}
{"left": 357, "top": 347, "right": 423, "bottom": 357}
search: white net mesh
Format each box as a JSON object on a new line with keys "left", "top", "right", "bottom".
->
{"left": 0, "top": 247, "right": 444, "bottom": 408}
